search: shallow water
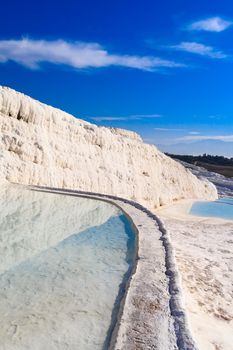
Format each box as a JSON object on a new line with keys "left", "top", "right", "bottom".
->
{"left": 0, "top": 185, "right": 135, "bottom": 350}
{"left": 190, "top": 197, "right": 233, "bottom": 221}
{"left": 218, "top": 197, "right": 233, "bottom": 205}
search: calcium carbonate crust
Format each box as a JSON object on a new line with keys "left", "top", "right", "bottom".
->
{"left": 0, "top": 86, "right": 217, "bottom": 208}
{"left": 30, "top": 186, "right": 198, "bottom": 350}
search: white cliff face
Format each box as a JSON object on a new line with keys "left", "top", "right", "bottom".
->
{"left": 0, "top": 86, "right": 217, "bottom": 207}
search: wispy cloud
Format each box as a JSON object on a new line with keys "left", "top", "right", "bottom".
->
{"left": 154, "top": 127, "right": 184, "bottom": 131}
{"left": 188, "top": 16, "right": 233, "bottom": 32}
{"left": 177, "top": 135, "right": 233, "bottom": 142}
{"left": 154, "top": 128, "right": 202, "bottom": 134}
{"left": 89, "top": 116, "right": 129, "bottom": 121}
{"left": 188, "top": 131, "right": 200, "bottom": 135}
{"left": 88, "top": 114, "right": 162, "bottom": 121}
{"left": 170, "top": 41, "right": 227, "bottom": 59}
{"left": 0, "top": 38, "right": 185, "bottom": 71}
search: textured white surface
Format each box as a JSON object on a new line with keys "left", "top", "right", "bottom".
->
{"left": 0, "top": 86, "right": 217, "bottom": 208}
{"left": 157, "top": 164, "right": 233, "bottom": 350}
{"left": 159, "top": 209, "right": 233, "bottom": 350}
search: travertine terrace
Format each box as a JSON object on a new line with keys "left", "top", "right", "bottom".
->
{"left": 0, "top": 86, "right": 217, "bottom": 208}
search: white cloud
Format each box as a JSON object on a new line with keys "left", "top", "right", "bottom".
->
{"left": 171, "top": 41, "right": 227, "bottom": 59}
{"left": 127, "top": 114, "right": 162, "bottom": 119}
{"left": 153, "top": 128, "right": 201, "bottom": 135}
{"left": 154, "top": 127, "right": 184, "bottom": 131}
{"left": 89, "top": 114, "right": 161, "bottom": 121}
{"left": 188, "top": 17, "right": 232, "bottom": 32}
{"left": 177, "top": 135, "right": 233, "bottom": 142}
{"left": 90, "top": 116, "right": 129, "bottom": 121}
{"left": 0, "top": 38, "right": 184, "bottom": 71}
{"left": 188, "top": 131, "right": 200, "bottom": 135}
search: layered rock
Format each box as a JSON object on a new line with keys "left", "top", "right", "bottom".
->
{"left": 0, "top": 86, "right": 217, "bottom": 208}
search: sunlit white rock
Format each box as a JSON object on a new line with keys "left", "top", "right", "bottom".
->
{"left": 0, "top": 86, "right": 217, "bottom": 207}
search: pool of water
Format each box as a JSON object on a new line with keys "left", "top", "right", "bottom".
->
{"left": 218, "top": 197, "right": 233, "bottom": 205}
{"left": 190, "top": 197, "right": 233, "bottom": 221}
{"left": 0, "top": 184, "right": 136, "bottom": 350}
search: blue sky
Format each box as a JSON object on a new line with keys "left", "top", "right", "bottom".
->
{"left": 1, "top": 0, "right": 233, "bottom": 156}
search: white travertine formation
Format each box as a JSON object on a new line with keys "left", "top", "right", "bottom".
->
{"left": 0, "top": 86, "right": 217, "bottom": 207}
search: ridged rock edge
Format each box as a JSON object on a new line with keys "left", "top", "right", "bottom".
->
{"left": 0, "top": 86, "right": 217, "bottom": 209}
{"left": 30, "top": 186, "right": 198, "bottom": 349}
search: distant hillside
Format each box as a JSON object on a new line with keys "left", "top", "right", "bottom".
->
{"left": 159, "top": 140, "right": 233, "bottom": 158}
{"left": 166, "top": 153, "right": 233, "bottom": 178}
